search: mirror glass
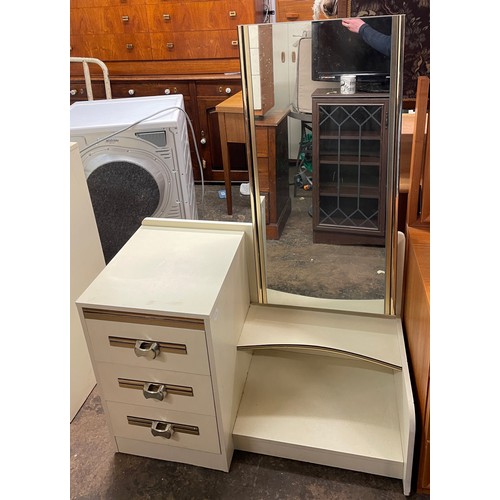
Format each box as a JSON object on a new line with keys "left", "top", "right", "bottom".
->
{"left": 237, "top": 15, "right": 404, "bottom": 315}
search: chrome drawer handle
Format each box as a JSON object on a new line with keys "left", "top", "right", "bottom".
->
{"left": 151, "top": 421, "right": 174, "bottom": 439}
{"left": 143, "top": 382, "right": 167, "bottom": 401}
{"left": 134, "top": 340, "right": 160, "bottom": 359}
{"left": 121, "top": 15, "right": 129, "bottom": 22}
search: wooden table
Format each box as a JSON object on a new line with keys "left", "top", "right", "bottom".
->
{"left": 216, "top": 92, "right": 291, "bottom": 240}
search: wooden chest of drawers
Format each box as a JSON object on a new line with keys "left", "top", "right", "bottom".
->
{"left": 76, "top": 219, "right": 252, "bottom": 470}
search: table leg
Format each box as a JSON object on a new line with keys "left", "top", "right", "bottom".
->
{"left": 217, "top": 112, "right": 233, "bottom": 215}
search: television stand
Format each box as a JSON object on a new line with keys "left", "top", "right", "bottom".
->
{"left": 356, "top": 81, "right": 390, "bottom": 94}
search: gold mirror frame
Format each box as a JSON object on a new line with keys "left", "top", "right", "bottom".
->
{"left": 238, "top": 15, "right": 405, "bottom": 316}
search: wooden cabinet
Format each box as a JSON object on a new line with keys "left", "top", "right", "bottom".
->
{"left": 70, "top": 0, "right": 264, "bottom": 66}
{"left": 76, "top": 220, "right": 251, "bottom": 471}
{"left": 403, "top": 226, "right": 430, "bottom": 494}
{"left": 311, "top": 89, "right": 389, "bottom": 245}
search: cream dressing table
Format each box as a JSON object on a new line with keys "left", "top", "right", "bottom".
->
{"left": 76, "top": 217, "right": 415, "bottom": 495}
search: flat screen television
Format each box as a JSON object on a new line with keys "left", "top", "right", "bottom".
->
{"left": 311, "top": 16, "right": 392, "bottom": 86}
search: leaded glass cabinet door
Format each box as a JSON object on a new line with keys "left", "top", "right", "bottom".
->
{"left": 312, "top": 89, "right": 389, "bottom": 246}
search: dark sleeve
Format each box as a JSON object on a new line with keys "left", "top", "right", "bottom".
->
{"left": 359, "top": 23, "right": 391, "bottom": 57}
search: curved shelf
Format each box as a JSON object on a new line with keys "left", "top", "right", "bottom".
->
{"left": 237, "top": 343, "right": 401, "bottom": 370}
{"left": 238, "top": 304, "right": 403, "bottom": 370}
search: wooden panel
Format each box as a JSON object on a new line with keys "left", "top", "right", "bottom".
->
{"left": 196, "top": 82, "right": 242, "bottom": 97}
{"left": 402, "top": 226, "right": 430, "bottom": 494}
{"left": 257, "top": 157, "right": 269, "bottom": 191}
{"left": 71, "top": 33, "right": 152, "bottom": 60}
{"left": 71, "top": 6, "right": 150, "bottom": 35}
{"left": 111, "top": 80, "right": 191, "bottom": 98}
{"left": 147, "top": 2, "right": 231, "bottom": 32}
{"left": 150, "top": 30, "right": 239, "bottom": 60}
{"left": 406, "top": 77, "right": 430, "bottom": 228}
{"left": 403, "top": 232, "right": 430, "bottom": 415}
{"left": 224, "top": 114, "right": 246, "bottom": 143}
{"left": 255, "top": 128, "right": 269, "bottom": 157}
{"left": 276, "top": 0, "right": 315, "bottom": 22}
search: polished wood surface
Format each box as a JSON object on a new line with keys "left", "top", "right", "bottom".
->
{"left": 406, "top": 76, "right": 430, "bottom": 228}
{"left": 403, "top": 226, "right": 430, "bottom": 494}
{"left": 402, "top": 74, "right": 430, "bottom": 496}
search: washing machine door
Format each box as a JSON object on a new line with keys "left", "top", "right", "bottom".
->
{"left": 86, "top": 158, "right": 161, "bottom": 263}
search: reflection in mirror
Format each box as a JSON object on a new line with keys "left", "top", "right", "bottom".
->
{"left": 238, "top": 15, "right": 404, "bottom": 316}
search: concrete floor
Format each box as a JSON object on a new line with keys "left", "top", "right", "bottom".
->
{"left": 71, "top": 389, "right": 429, "bottom": 499}
{"left": 196, "top": 181, "right": 386, "bottom": 301}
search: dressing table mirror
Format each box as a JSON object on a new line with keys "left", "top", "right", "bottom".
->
{"left": 237, "top": 14, "right": 405, "bottom": 316}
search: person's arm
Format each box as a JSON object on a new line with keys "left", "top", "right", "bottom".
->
{"left": 342, "top": 18, "right": 391, "bottom": 57}
{"left": 359, "top": 23, "right": 391, "bottom": 57}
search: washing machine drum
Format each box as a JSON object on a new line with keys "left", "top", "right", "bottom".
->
{"left": 87, "top": 160, "right": 160, "bottom": 263}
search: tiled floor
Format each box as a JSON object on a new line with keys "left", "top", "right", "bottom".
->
{"left": 71, "top": 389, "right": 429, "bottom": 500}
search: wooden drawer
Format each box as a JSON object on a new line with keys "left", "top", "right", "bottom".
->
{"left": 70, "top": 6, "right": 150, "bottom": 35}
{"left": 111, "top": 80, "right": 191, "bottom": 99}
{"left": 70, "top": 80, "right": 108, "bottom": 101}
{"left": 196, "top": 82, "right": 242, "bottom": 97}
{"left": 96, "top": 362, "right": 216, "bottom": 415}
{"left": 147, "top": 3, "right": 232, "bottom": 32}
{"left": 71, "top": 33, "right": 152, "bottom": 60}
{"left": 276, "top": 0, "right": 315, "bottom": 22}
{"left": 150, "top": 30, "right": 240, "bottom": 60}
{"left": 84, "top": 315, "right": 210, "bottom": 375}
{"left": 106, "top": 401, "right": 221, "bottom": 454}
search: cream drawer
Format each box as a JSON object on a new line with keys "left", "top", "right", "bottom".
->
{"left": 97, "top": 362, "right": 216, "bottom": 416}
{"left": 106, "top": 401, "right": 221, "bottom": 454}
{"left": 84, "top": 315, "right": 210, "bottom": 375}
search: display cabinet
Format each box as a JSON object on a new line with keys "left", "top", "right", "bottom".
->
{"left": 311, "top": 89, "right": 389, "bottom": 245}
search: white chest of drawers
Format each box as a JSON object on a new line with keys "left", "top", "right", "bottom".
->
{"left": 76, "top": 220, "right": 251, "bottom": 471}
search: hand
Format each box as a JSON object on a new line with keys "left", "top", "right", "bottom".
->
{"left": 342, "top": 18, "right": 365, "bottom": 34}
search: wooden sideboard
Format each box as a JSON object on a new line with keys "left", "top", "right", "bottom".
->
{"left": 402, "top": 76, "right": 430, "bottom": 494}
{"left": 403, "top": 226, "right": 430, "bottom": 494}
{"left": 216, "top": 91, "right": 291, "bottom": 240}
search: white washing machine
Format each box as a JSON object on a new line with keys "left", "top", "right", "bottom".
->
{"left": 70, "top": 95, "right": 198, "bottom": 262}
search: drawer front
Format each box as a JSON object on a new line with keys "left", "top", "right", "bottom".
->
{"left": 150, "top": 30, "right": 240, "bottom": 60}
{"left": 85, "top": 317, "right": 210, "bottom": 375}
{"left": 106, "top": 401, "right": 221, "bottom": 454}
{"left": 277, "top": 0, "right": 315, "bottom": 22}
{"left": 97, "top": 362, "right": 216, "bottom": 415}
{"left": 111, "top": 81, "right": 191, "bottom": 99}
{"left": 195, "top": 82, "right": 241, "bottom": 97}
